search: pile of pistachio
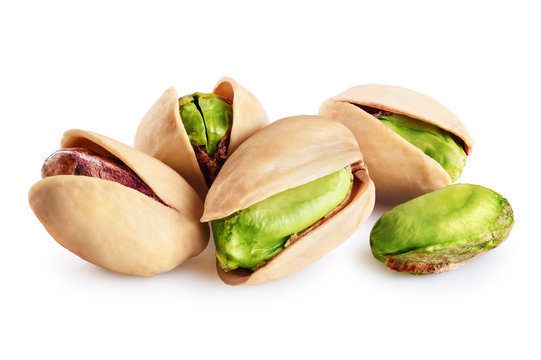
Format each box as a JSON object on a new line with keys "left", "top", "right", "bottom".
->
{"left": 29, "top": 78, "right": 514, "bottom": 284}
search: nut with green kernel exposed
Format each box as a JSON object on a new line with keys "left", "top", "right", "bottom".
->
{"left": 320, "top": 84, "right": 473, "bottom": 204}
{"left": 202, "top": 115, "right": 376, "bottom": 285}
{"left": 135, "top": 77, "right": 269, "bottom": 199}
{"left": 369, "top": 184, "right": 513, "bottom": 274}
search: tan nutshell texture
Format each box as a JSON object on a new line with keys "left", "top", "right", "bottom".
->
{"left": 213, "top": 77, "right": 269, "bottom": 153}
{"left": 320, "top": 84, "right": 473, "bottom": 204}
{"left": 29, "top": 130, "right": 209, "bottom": 276}
{"left": 134, "top": 77, "right": 269, "bottom": 199}
{"left": 134, "top": 87, "right": 207, "bottom": 199}
{"left": 203, "top": 115, "right": 376, "bottom": 285}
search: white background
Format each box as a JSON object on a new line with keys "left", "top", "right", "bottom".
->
{"left": 2, "top": 1, "right": 539, "bottom": 359}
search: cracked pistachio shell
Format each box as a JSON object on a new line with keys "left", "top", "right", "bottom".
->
{"left": 370, "top": 184, "right": 513, "bottom": 274}
{"left": 319, "top": 84, "right": 474, "bottom": 204}
{"left": 202, "top": 115, "right": 376, "bottom": 285}
{"left": 134, "top": 77, "right": 269, "bottom": 199}
{"left": 28, "top": 130, "right": 209, "bottom": 276}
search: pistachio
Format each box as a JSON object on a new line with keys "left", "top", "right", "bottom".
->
{"left": 377, "top": 112, "right": 466, "bottom": 181}
{"left": 134, "top": 77, "right": 269, "bottom": 199}
{"left": 213, "top": 167, "right": 352, "bottom": 271}
{"left": 320, "top": 84, "right": 473, "bottom": 204}
{"left": 28, "top": 130, "right": 209, "bottom": 276}
{"left": 370, "top": 184, "right": 513, "bottom": 274}
{"left": 202, "top": 115, "right": 375, "bottom": 285}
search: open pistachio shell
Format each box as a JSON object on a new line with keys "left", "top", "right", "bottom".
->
{"left": 319, "top": 84, "right": 474, "bottom": 204}
{"left": 134, "top": 77, "right": 269, "bottom": 199}
{"left": 370, "top": 183, "right": 513, "bottom": 274}
{"left": 28, "top": 130, "right": 209, "bottom": 276}
{"left": 202, "top": 115, "right": 376, "bottom": 285}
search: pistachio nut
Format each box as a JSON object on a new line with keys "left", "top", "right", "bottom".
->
{"left": 202, "top": 115, "right": 376, "bottom": 285}
{"left": 134, "top": 77, "right": 269, "bottom": 199}
{"left": 319, "top": 84, "right": 474, "bottom": 204}
{"left": 28, "top": 129, "right": 209, "bottom": 276}
{"left": 370, "top": 184, "right": 513, "bottom": 274}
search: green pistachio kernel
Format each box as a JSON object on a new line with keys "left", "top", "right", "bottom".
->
{"left": 370, "top": 183, "right": 513, "bottom": 274}
{"left": 378, "top": 113, "right": 467, "bottom": 181}
{"left": 179, "top": 93, "right": 233, "bottom": 156}
{"left": 213, "top": 168, "right": 352, "bottom": 271}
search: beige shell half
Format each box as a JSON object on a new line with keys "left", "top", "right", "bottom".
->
{"left": 28, "top": 129, "right": 209, "bottom": 276}
{"left": 134, "top": 77, "right": 269, "bottom": 199}
{"left": 319, "top": 84, "right": 474, "bottom": 204}
{"left": 202, "top": 115, "right": 376, "bottom": 285}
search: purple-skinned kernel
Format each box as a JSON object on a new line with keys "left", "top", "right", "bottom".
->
{"left": 42, "top": 147, "right": 166, "bottom": 205}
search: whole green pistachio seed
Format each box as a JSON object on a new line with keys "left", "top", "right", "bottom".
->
{"left": 179, "top": 93, "right": 233, "bottom": 156}
{"left": 378, "top": 113, "right": 467, "bottom": 181}
{"left": 370, "top": 183, "right": 513, "bottom": 274}
{"left": 213, "top": 168, "right": 352, "bottom": 271}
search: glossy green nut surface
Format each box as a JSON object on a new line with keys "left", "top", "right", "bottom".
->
{"left": 370, "top": 183, "right": 513, "bottom": 274}
{"left": 213, "top": 168, "right": 352, "bottom": 271}
{"left": 179, "top": 92, "right": 233, "bottom": 156}
{"left": 379, "top": 113, "right": 466, "bottom": 181}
